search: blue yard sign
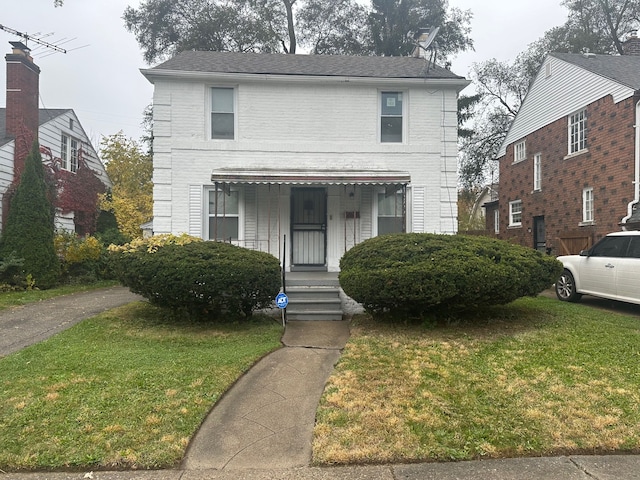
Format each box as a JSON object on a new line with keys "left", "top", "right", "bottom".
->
{"left": 276, "top": 292, "right": 289, "bottom": 309}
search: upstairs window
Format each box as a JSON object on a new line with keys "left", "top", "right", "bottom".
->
{"left": 211, "top": 87, "right": 235, "bottom": 140}
{"left": 569, "top": 109, "right": 587, "bottom": 154}
{"left": 60, "top": 134, "right": 79, "bottom": 173}
{"left": 380, "top": 92, "right": 403, "bottom": 143}
{"left": 533, "top": 153, "right": 542, "bottom": 191}
{"left": 514, "top": 141, "right": 526, "bottom": 162}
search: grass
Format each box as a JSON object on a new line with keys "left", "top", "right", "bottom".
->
{"left": 0, "top": 302, "right": 282, "bottom": 472}
{"left": 313, "top": 296, "right": 640, "bottom": 465}
{"left": 0, "top": 280, "right": 118, "bottom": 310}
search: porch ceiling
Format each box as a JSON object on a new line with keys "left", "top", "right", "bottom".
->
{"left": 210, "top": 168, "right": 411, "bottom": 185}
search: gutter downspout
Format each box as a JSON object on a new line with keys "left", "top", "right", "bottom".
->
{"left": 621, "top": 98, "right": 640, "bottom": 228}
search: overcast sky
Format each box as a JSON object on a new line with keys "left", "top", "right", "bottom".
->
{"left": 0, "top": 0, "right": 567, "bottom": 149}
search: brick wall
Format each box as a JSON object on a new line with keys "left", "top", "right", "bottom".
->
{"left": 496, "top": 94, "right": 638, "bottom": 253}
{"left": 5, "top": 45, "right": 40, "bottom": 179}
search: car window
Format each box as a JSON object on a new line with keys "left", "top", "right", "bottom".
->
{"left": 626, "top": 237, "right": 640, "bottom": 258}
{"left": 589, "top": 236, "right": 630, "bottom": 257}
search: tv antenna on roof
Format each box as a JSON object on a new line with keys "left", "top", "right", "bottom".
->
{"left": 0, "top": 24, "right": 66, "bottom": 54}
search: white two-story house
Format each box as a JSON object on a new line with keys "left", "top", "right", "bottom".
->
{"left": 142, "top": 51, "right": 468, "bottom": 272}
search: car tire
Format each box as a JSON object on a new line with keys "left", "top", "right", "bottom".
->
{"left": 555, "top": 269, "right": 582, "bottom": 302}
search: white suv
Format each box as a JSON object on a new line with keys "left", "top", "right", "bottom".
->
{"left": 556, "top": 230, "right": 640, "bottom": 304}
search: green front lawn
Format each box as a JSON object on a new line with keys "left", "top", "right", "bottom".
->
{"left": 0, "top": 303, "right": 282, "bottom": 471}
{"left": 313, "top": 296, "right": 640, "bottom": 464}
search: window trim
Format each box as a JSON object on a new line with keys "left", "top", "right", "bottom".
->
{"left": 514, "top": 140, "right": 526, "bottom": 163}
{"left": 209, "top": 86, "right": 237, "bottom": 141}
{"left": 581, "top": 187, "right": 594, "bottom": 225}
{"left": 533, "top": 153, "right": 542, "bottom": 191}
{"left": 509, "top": 200, "right": 522, "bottom": 227}
{"left": 568, "top": 108, "right": 587, "bottom": 155}
{"left": 379, "top": 90, "right": 406, "bottom": 144}
{"left": 205, "top": 186, "right": 244, "bottom": 242}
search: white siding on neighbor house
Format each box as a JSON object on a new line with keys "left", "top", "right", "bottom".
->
{"left": 498, "top": 55, "right": 637, "bottom": 158}
{"left": 39, "top": 110, "right": 110, "bottom": 187}
{"left": 0, "top": 110, "right": 108, "bottom": 233}
{"left": 150, "top": 74, "right": 461, "bottom": 269}
{"left": 0, "top": 141, "right": 15, "bottom": 227}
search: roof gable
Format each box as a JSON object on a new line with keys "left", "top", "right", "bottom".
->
{"left": 0, "top": 108, "right": 72, "bottom": 147}
{"left": 497, "top": 53, "right": 640, "bottom": 158}
{"left": 144, "top": 51, "right": 466, "bottom": 81}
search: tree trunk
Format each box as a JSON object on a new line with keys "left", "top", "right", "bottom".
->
{"left": 283, "top": 0, "right": 297, "bottom": 54}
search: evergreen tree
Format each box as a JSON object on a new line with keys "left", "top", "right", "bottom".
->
{"left": 0, "top": 142, "right": 60, "bottom": 289}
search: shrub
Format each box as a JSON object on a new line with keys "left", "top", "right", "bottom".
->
{"left": 339, "top": 233, "right": 563, "bottom": 316}
{"left": 110, "top": 236, "right": 281, "bottom": 319}
{"left": 0, "top": 141, "right": 59, "bottom": 289}
{"left": 55, "top": 233, "right": 106, "bottom": 283}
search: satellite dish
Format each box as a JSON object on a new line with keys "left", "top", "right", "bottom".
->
{"left": 418, "top": 26, "right": 440, "bottom": 51}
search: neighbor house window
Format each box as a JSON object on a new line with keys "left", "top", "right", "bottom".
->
{"left": 514, "top": 140, "right": 526, "bottom": 162}
{"left": 533, "top": 153, "right": 542, "bottom": 191}
{"left": 509, "top": 200, "right": 522, "bottom": 227}
{"left": 211, "top": 87, "right": 235, "bottom": 140}
{"left": 494, "top": 209, "right": 500, "bottom": 234}
{"left": 582, "top": 187, "right": 594, "bottom": 223}
{"left": 380, "top": 91, "right": 403, "bottom": 143}
{"left": 569, "top": 108, "right": 587, "bottom": 154}
{"left": 377, "top": 192, "right": 404, "bottom": 234}
{"left": 208, "top": 188, "right": 239, "bottom": 241}
{"left": 60, "top": 134, "right": 79, "bottom": 172}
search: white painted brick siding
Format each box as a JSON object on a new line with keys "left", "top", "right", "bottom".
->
{"left": 151, "top": 75, "right": 461, "bottom": 268}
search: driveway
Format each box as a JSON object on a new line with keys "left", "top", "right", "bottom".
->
{"left": 541, "top": 289, "right": 640, "bottom": 318}
{"left": 0, "top": 286, "right": 142, "bottom": 357}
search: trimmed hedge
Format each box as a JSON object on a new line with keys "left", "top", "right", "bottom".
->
{"left": 339, "top": 233, "right": 563, "bottom": 316}
{"left": 110, "top": 237, "right": 281, "bottom": 319}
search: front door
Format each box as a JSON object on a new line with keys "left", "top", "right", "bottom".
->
{"left": 533, "top": 216, "right": 546, "bottom": 252}
{"left": 291, "top": 187, "right": 326, "bottom": 268}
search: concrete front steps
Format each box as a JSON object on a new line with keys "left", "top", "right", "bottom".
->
{"left": 285, "top": 272, "right": 343, "bottom": 321}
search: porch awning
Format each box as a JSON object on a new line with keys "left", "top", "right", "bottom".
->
{"left": 210, "top": 168, "right": 411, "bottom": 185}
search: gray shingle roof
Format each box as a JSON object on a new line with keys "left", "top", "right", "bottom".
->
{"left": 150, "top": 51, "right": 464, "bottom": 80}
{"left": 0, "top": 108, "right": 71, "bottom": 146}
{"left": 551, "top": 52, "right": 640, "bottom": 90}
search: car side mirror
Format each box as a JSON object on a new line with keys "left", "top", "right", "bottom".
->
{"left": 579, "top": 250, "right": 589, "bottom": 256}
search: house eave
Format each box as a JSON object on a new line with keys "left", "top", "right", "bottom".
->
{"left": 141, "top": 68, "right": 470, "bottom": 90}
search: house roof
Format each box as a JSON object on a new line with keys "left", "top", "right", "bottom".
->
{"left": 497, "top": 52, "right": 640, "bottom": 158}
{"left": 145, "top": 51, "right": 466, "bottom": 82}
{"left": 0, "top": 108, "right": 72, "bottom": 146}
{"left": 550, "top": 52, "right": 640, "bottom": 91}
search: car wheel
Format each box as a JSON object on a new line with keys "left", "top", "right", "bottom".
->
{"left": 555, "top": 270, "right": 582, "bottom": 302}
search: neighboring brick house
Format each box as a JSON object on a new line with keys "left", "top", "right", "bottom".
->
{"left": 141, "top": 51, "right": 468, "bottom": 272}
{"left": 486, "top": 34, "right": 640, "bottom": 255}
{"left": 0, "top": 42, "right": 110, "bottom": 232}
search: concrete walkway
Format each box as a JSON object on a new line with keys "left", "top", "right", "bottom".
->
{"left": 182, "top": 320, "right": 350, "bottom": 470}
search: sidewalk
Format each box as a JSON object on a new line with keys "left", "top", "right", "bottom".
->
{"left": 5, "top": 454, "right": 640, "bottom": 479}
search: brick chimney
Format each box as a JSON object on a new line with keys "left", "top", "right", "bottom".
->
{"left": 5, "top": 41, "right": 40, "bottom": 179}
{"left": 623, "top": 30, "right": 640, "bottom": 56}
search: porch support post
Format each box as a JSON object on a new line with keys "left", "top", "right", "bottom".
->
{"left": 352, "top": 184, "right": 357, "bottom": 247}
{"left": 213, "top": 182, "right": 219, "bottom": 240}
{"left": 344, "top": 184, "right": 347, "bottom": 254}
{"left": 402, "top": 184, "right": 407, "bottom": 233}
